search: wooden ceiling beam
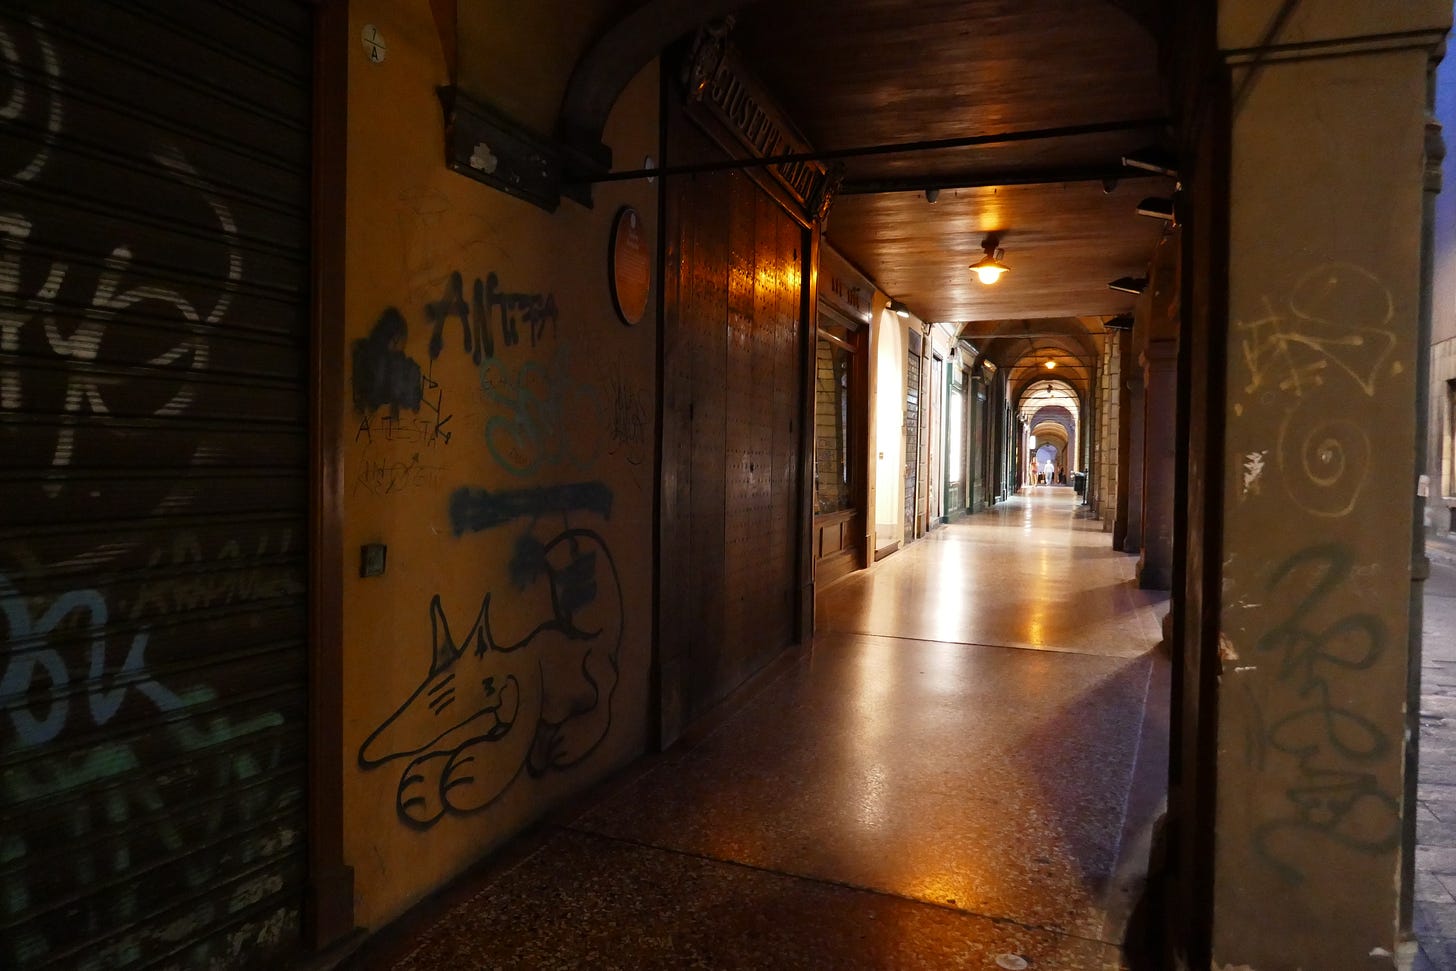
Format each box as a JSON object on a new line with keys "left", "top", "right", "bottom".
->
{"left": 841, "top": 166, "right": 1162, "bottom": 196}
{"left": 581, "top": 117, "right": 1168, "bottom": 184}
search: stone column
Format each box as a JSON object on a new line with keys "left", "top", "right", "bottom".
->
{"left": 1123, "top": 370, "right": 1146, "bottom": 553}
{"left": 1202, "top": 3, "right": 1450, "bottom": 968}
{"left": 1098, "top": 330, "right": 1121, "bottom": 526}
{"left": 1137, "top": 340, "right": 1176, "bottom": 589}
{"left": 1115, "top": 328, "right": 1137, "bottom": 549}
{"left": 1092, "top": 353, "right": 1101, "bottom": 511}
{"left": 1109, "top": 330, "right": 1121, "bottom": 529}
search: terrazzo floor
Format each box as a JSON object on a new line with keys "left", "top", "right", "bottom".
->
{"left": 350, "top": 487, "right": 1170, "bottom": 970}
{"left": 1413, "top": 543, "right": 1456, "bottom": 971}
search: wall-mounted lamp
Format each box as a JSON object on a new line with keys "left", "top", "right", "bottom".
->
{"left": 969, "top": 236, "right": 1010, "bottom": 285}
{"left": 888, "top": 300, "right": 911, "bottom": 319}
{"left": 1136, "top": 196, "right": 1175, "bottom": 221}
{"left": 1108, "top": 276, "right": 1148, "bottom": 295}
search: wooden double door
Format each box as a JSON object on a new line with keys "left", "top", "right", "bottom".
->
{"left": 658, "top": 111, "right": 810, "bottom": 741}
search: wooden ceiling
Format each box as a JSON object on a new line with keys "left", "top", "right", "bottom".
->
{"left": 733, "top": 0, "right": 1173, "bottom": 329}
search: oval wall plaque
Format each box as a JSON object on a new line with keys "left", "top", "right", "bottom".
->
{"left": 610, "top": 206, "right": 651, "bottom": 326}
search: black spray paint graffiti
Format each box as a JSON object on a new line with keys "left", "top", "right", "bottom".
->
{"left": 352, "top": 308, "right": 423, "bottom": 414}
{"left": 351, "top": 310, "right": 454, "bottom": 445}
{"left": 357, "top": 527, "right": 622, "bottom": 827}
{"left": 607, "top": 365, "right": 648, "bottom": 467}
{"left": 353, "top": 452, "right": 448, "bottom": 497}
{"left": 448, "top": 481, "right": 613, "bottom": 535}
{"left": 1249, "top": 544, "right": 1398, "bottom": 884}
{"left": 425, "top": 270, "right": 560, "bottom": 365}
{"left": 353, "top": 271, "right": 562, "bottom": 451}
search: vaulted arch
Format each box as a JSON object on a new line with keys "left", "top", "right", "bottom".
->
{"left": 558, "top": 0, "right": 764, "bottom": 166}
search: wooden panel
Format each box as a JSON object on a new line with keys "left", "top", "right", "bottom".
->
{"left": 731, "top": 0, "right": 1171, "bottom": 326}
{"left": 750, "top": 191, "right": 779, "bottom": 651}
{"left": 735, "top": 0, "right": 1163, "bottom": 174}
{"left": 825, "top": 181, "right": 1171, "bottom": 322}
{"left": 772, "top": 213, "right": 801, "bottom": 651}
{"left": 660, "top": 107, "right": 804, "bottom": 726}
{"left": 658, "top": 142, "right": 693, "bottom": 743}
{"left": 721, "top": 169, "right": 756, "bottom": 694}
{"left": 685, "top": 163, "right": 728, "bottom": 715}
{"left": 819, "top": 517, "right": 846, "bottom": 556}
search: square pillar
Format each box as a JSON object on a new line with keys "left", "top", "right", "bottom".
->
{"left": 1099, "top": 330, "right": 1122, "bottom": 526}
{"left": 1198, "top": 3, "right": 1450, "bottom": 968}
{"left": 1115, "top": 327, "right": 1138, "bottom": 550}
{"left": 1123, "top": 372, "right": 1146, "bottom": 553}
{"left": 1137, "top": 340, "right": 1176, "bottom": 589}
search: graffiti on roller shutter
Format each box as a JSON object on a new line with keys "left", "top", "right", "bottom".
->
{"left": 0, "top": 572, "right": 303, "bottom": 966}
{"left": 1, "top": 17, "right": 300, "bottom": 968}
{"left": 1, "top": 21, "right": 237, "bottom": 563}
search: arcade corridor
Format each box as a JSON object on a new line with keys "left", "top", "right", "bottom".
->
{"left": 351, "top": 489, "right": 1169, "bottom": 970}
{"left": 4, "top": 2, "right": 1447, "bottom": 967}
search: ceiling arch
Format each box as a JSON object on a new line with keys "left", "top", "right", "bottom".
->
{"left": 1016, "top": 375, "right": 1082, "bottom": 419}
{"left": 557, "top": 0, "right": 762, "bottom": 166}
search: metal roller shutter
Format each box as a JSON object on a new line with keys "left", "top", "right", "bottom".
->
{"left": 0, "top": 2, "right": 311, "bottom": 967}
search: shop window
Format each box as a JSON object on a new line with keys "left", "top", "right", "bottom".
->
{"left": 815, "top": 323, "right": 855, "bottom": 514}
{"left": 947, "top": 386, "right": 963, "bottom": 485}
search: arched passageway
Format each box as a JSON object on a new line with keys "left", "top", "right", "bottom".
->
{"left": 10, "top": 0, "right": 1439, "bottom": 968}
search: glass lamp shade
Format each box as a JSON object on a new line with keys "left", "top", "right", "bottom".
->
{"left": 969, "top": 254, "right": 1009, "bottom": 284}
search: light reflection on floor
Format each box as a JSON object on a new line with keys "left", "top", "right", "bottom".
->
{"left": 373, "top": 487, "right": 1169, "bottom": 971}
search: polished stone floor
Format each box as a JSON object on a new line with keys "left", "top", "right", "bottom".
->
{"left": 1413, "top": 540, "right": 1456, "bottom": 971}
{"left": 352, "top": 488, "right": 1170, "bottom": 970}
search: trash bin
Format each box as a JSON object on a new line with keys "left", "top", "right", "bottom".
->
{"left": 1072, "top": 471, "right": 1087, "bottom": 497}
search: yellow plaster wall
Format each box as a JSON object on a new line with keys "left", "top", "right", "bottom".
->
{"left": 455, "top": 1, "right": 620, "bottom": 134}
{"left": 341, "top": 0, "right": 659, "bottom": 929}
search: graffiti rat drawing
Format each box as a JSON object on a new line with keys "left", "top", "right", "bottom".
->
{"left": 357, "top": 528, "right": 622, "bottom": 827}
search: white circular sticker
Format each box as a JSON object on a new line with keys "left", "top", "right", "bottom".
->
{"left": 361, "top": 25, "right": 386, "bottom": 63}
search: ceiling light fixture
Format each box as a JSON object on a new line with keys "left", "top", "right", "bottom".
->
{"left": 1108, "top": 276, "right": 1148, "bottom": 295}
{"left": 969, "top": 236, "right": 1010, "bottom": 285}
{"left": 1044, "top": 360, "right": 1057, "bottom": 369}
{"left": 888, "top": 300, "right": 911, "bottom": 319}
{"left": 1104, "top": 313, "right": 1135, "bottom": 330}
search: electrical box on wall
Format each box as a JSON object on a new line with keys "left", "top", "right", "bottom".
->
{"left": 360, "top": 543, "right": 387, "bottom": 578}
